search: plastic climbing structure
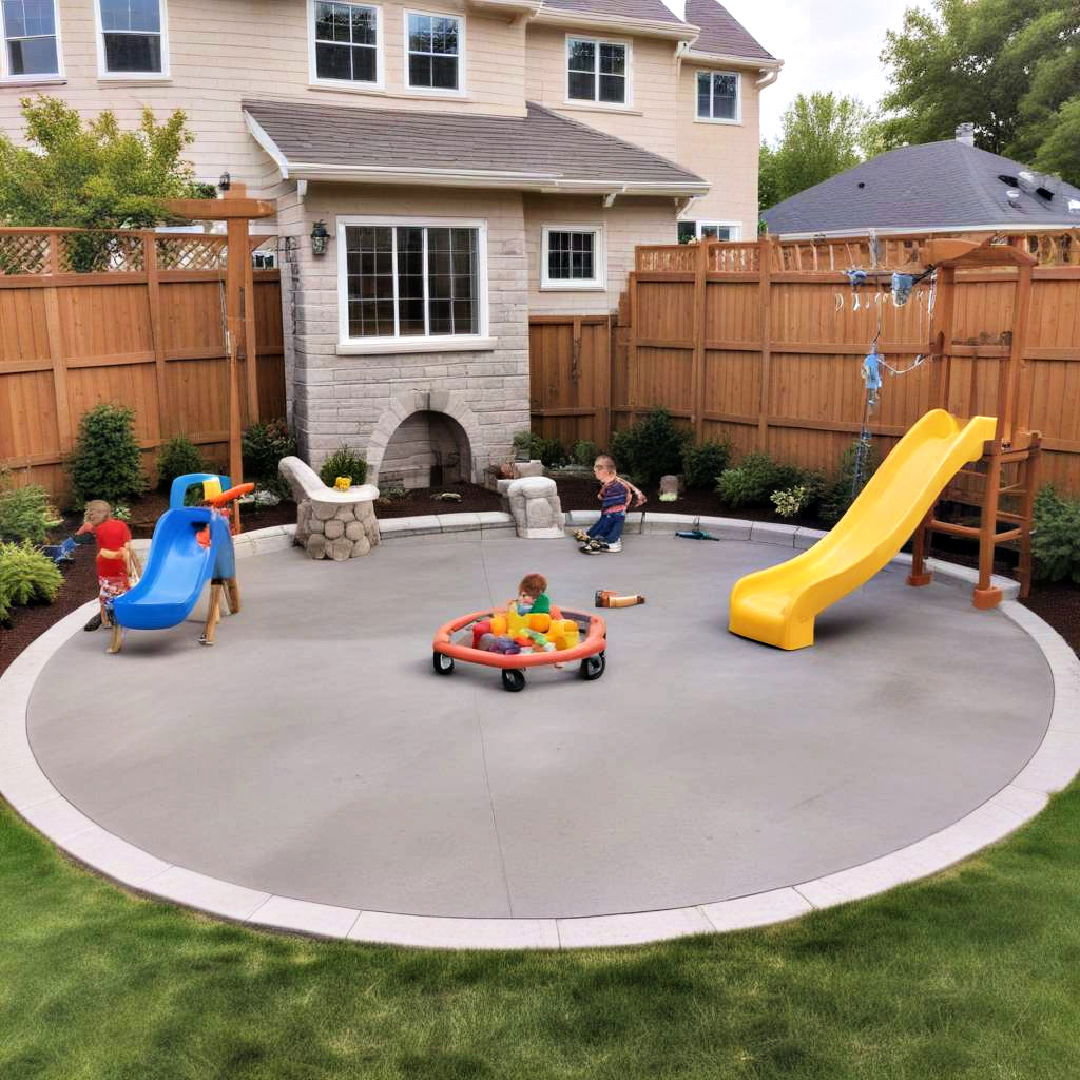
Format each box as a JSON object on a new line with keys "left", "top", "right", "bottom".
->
{"left": 906, "top": 237, "right": 1041, "bottom": 607}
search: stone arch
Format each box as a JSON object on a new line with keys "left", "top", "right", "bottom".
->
{"left": 366, "top": 389, "right": 487, "bottom": 487}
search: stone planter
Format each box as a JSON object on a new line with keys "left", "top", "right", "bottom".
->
{"left": 279, "top": 456, "right": 381, "bottom": 560}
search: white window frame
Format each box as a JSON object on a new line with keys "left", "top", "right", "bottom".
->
{"left": 564, "top": 34, "right": 632, "bottom": 109}
{"left": 540, "top": 224, "right": 606, "bottom": 291}
{"left": 336, "top": 216, "right": 490, "bottom": 351}
{"left": 308, "top": 0, "right": 383, "bottom": 90}
{"left": 0, "top": 0, "right": 63, "bottom": 82}
{"left": 404, "top": 8, "right": 465, "bottom": 96}
{"left": 678, "top": 220, "right": 741, "bottom": 243}
{"left": 94, "top": 0, "right": 169, "bottom": 80}
{"left": 695, "top": 69, "right": 740, "bottom": 124}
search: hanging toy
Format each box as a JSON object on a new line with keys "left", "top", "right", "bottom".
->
{"left": 862, "top": 349, "right": 883, "bottom": 408}
{"left": 891, "top": 272, "right": 914, "bottom": 307}
{"left": 845, "top": 268, "right": 867, "bottom": 310}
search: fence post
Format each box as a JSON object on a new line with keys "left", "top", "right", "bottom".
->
{"left": 145, "top": 231, "right": 171, "bottom": 452}
{"left": 42, "top": 231, "right": 73, "bottom": 454}
{"left": 756, "top": 234, "right": 773, "bottom": 452}
{"left": 691, "top": 240, "right": 709, "bottom": 442}
{"left": 243, "top": 235, "right": 260, "bottom": 423}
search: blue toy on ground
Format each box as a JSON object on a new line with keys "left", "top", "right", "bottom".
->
{"left": 108, "top": 473, "right": 245, "bottom": 654}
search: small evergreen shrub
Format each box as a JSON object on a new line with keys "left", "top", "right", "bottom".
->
{"left": 1032, "top": 486, "right": 1080, "bottom": 583}
{"left": 0, "top": 482, "right": 60, "bottom": 544}
{"left": 242, "top": 419, "right": 297, "bottom": 495}
{"left": 69, "top": 404, "right": 146, "bottom": 508}
{"left": 512, "top": 430, "right": 568, "bottom": 467}
{"left": 156, "top": 435, "right": 205, "bottom": 489}
{"left": 610, "top": 408, "right": 690, "bottom": 487}
{"left": 0, "top": 541, "right": 63, "bottom": 622}
{"left": 818, "top": 441, "right": 881, "bottom": 524}
{"left": 716, "top": 453, "right": 784, "bottom": 508}
{"left": 319, "top": 446, "right": 368, "bottom": 488}
{"left": 571, "top": 440, "right": 599, "bottom": 468}
{"left": 771, "top": 486, "right": 811, "bottom": 518}
{"left": 681, "top": 441, "right": 731, "bottom": 489}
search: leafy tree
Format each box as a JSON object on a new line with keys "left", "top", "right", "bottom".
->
{"left": 880, "top": 0, "right": 1080, "bottom": 185}
{"left": 0, "top": 96, "right": 211, "bottom": 230}
{"left": 759, "top": 93, "right": 873, "bottom": 211}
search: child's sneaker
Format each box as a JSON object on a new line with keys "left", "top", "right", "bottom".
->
{"left": 579, "top": 540, "right": 603, "bottom": 555}
{"left": 601, "top": 540, "right": 622, "bottom": 553}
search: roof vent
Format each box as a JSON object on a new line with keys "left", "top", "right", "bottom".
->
{"left": 1069, "top": 198, "right": 1080, "bottom": 214}
{"left": 955, "top": 122, "right": 975, "bottom": 147}
{"left": 1036, "top": 186, "right": 1055, "bottom": 201}
{"left": 1006, "top": 189, "right": 1022, "bottom": 207}
{"left": 998, "top": 174, "right": 1020, "bottom": 187}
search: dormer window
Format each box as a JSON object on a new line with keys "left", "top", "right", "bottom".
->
{"left": 96, "top": 0, "right": 167, "bottom": 77}
{"left": 696, "top": 71, "right": 739, "bottom": 123}
{"left": 406, "top": 11, "right": 462, "bottom": 93}
{"left": 566, "top": 36, "right": 628, "bottom": 106}
{"left": 312, "top": 1, "right": 380, "bottom": 86}
{"left": 1, "top": 0, "right": 61, "bottom": 79}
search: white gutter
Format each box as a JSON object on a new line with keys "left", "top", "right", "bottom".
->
{"left": 682, "top": 49, "right": 783, "bottom": 72}
{"left": 756, "top": 66, "right": 781, "bottom": 88}
{"left": 769, "top": 222, "right": 1078, "bottom": 240}
{"left": 532, "top": 9, "right": 699, "bottom": 40}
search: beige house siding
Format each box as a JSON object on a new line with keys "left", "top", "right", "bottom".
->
{"left": 524, "top": 24, "right": 679, "bottom": 162}
{"left": 286, "top": 184, "right": 530, "bottom": 475}
{"left": 524, "top": 195, "right": 676, "bottom": 316}
{"left": 675, "top": 65, "right": 761, "bottom": 239}
{"left": 0, "top": 0, "right": 526, "bottom": 197}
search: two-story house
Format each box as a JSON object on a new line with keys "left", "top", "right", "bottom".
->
{"left": 0, "top": 0, "right": 779, "bottom": 486}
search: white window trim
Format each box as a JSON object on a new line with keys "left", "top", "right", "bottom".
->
{"left": 336, "top": 215, "right": 489, "bottom": 349}
{"left": 94, "top": 0, "right": 170, "bottom": 79}
{"left": 680, "top": 219, "right": 741, "bottom": 242}
{"left": 564, "top": 33, "right": 632, "bottom": 110}
{"left": 308, "top": 0, "right": 384, "bottom": 91}
{"left": 540, "top": 224, "right": 606, "bottom": 291}
{"left": 695, "top": 69, "right": 740, "bottom": 125}
{"left": 0, "top": 0, "right": 63, "bottom": 82}
{"left": 403, "top": 8, "right": 466, "bottom": 96}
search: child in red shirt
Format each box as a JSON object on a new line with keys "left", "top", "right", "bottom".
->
{"left": 77, "top": 500, "right": 133, "bottom": 631}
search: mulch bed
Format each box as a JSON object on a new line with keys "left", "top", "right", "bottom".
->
{"left": 3, "top": 478, "right": 1077, "bottom": 678}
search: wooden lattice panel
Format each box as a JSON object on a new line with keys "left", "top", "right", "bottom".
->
{"left": 0, "top": 233, "right": 49, "bottom": 275}
{"left": 156, "top": 236, "right": 228, "bottom": 271}
{"left": 57, "top": 232, "right": 145, "bottom": 274}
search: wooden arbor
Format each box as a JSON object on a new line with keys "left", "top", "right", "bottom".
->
{"left": 908, "top": 238, "right": 1041, "bottom": 607}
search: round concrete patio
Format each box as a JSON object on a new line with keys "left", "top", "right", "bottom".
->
{"left": 14, "top": 523, "right": 1067, "bottom": 946}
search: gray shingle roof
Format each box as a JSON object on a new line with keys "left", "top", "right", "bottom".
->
{"left": 539, "top": 0, "right": 685, "bottom": 25}
{"left": 243, "top": 99, "right": 707, "bottom": 191}
{"left": 764, "top": 140, "right": 1080, "bottom": 236}
{"left": 685, "top": 0, "right": 774, "bottom": 61}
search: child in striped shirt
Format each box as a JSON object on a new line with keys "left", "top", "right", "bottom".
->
{"left": 576, "top": 455, "right": 645, "bottom": 554}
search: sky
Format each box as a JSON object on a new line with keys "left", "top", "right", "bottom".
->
{"left": 718, "top": 0, "right": 933, "bottom": 144}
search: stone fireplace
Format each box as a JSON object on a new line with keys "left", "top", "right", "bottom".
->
{"left": 378, "top": 409, "right": 472, "bottom": 490}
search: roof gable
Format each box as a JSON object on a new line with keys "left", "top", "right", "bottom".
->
{"left": 684, "top": 0, "right": 774, "bottom": 61}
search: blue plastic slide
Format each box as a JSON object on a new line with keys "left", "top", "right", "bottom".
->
{"left": 111, "top": 474, "right": 236, "bottom": 633}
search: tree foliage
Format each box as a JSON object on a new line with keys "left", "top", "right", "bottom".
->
{"left": 0, "top": 96, "right": 211, "bottom": 229}
{"left": 880, "top": 0, "right": 1080, "bottom": 185}
{"left": 759, "top": 93, "right": 874, "bottom": 211}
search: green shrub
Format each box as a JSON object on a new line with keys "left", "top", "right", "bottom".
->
{"left": 571, "top": 440, "right": 599, "bottom": 468}
{"left": 512, "top": 430, "right": 568, "bottom": 468}
{"left": 156, "top": 435, "right": 205, "bottom": 489}
{"left": 716, "top": 453, "right": 783, "bottom": 508}
{"left": 681, "top": 440, "right": 731, "bottom": 489}
{"left": 0, "top": 541, "right": 63, "bottom": 622}
{"left": 319, "top": 446, "right": 368, "bottom": 488}
{"left": 610, "top": 408, "right": 689, "bottom": 487}
{"left": 0, "top": 482, "right": 60, "bottom": 544}
{"left": 818, "top": 441, "right": 881, "bottom": 524}
{"left": 242, "top": 419, "right": 297, "bottom": 489}
{"left": 69, "top": 403, "right": 146, "bottom": 508}
{"left": 1032, "top": 486, "right": 1080, "bottom": 583}
{"left": 772, "top": 486, "right": 812, "bottom": 518}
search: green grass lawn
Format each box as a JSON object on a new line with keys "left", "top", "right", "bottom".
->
{"left": 2, "top": 785, "right": 1079, "bottom": 1080}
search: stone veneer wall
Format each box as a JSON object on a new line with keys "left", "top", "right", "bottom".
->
{"left": 285, "top": 183, "right": 531, "bottom": 484}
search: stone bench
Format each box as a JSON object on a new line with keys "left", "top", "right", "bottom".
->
{"left": 278, "top": 456, "right": 381, "bottom": 560}
{"left": 499, "top": 475, "right": 564, "bottom": 539}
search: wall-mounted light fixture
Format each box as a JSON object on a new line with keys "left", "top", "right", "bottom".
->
{"left": 218, "top": 171, "right": 231, "bottom": 192}
{"left": 310, "top": 219, "right": 330, "bottom": 256}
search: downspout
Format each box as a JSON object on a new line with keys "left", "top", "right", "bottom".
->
{"left": 756, "top": 67, "right": 779, "bottom": 89}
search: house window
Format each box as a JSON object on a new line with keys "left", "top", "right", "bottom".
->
{"left": 312, "top": 1, "right": 379, "bottom": 85}
{"left": 541, "top": 226, "right": 604, "bottom": 289}
{"left": 696, "top": 71, "right": 738, "bottom": 121}
{"left": 678, "top": 221, "right": 739, "bottom": 244}
{"left": 567, "top": 37, "right": 627, "bottom": 104}
{"left": 341, "top": 220, "right": 485, "bottom": 341}
{"left": 2, "top": 0, "right": 60, "bottom": 77}
{"left": 406, "top": 11, "right": 461, "bottom": 92}
{"left": 97, "top": 0, "right": 165, "bottom": 75}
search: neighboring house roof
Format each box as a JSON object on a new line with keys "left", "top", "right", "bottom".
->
{"left": 764, "top": 140, "right": 1080, "bottom": 237}
{"left": 684, "top": 0, "right": 774, "bottom": 61}
{"left": 243, "top": 99, "right": 708, "bottom": 195}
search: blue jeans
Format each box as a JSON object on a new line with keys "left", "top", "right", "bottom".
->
{"left": 587, "top": 513, "right": 625, "bottom": 544}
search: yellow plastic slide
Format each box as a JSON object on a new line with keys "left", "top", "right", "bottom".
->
{"left": 729, "top": 410, "right": 996, "bottom": 651}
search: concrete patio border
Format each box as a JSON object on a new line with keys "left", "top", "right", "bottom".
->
{"left": 2, "top": 516, "right": 1074, "bottom": 949}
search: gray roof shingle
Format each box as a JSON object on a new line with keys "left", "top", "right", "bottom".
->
{"left": 243, "top": 99, "right": 707, "bottom": 190}
{"left": 685, "top": 0, "right": 774, "bottom": 61}
{"left": 764, "top": 140, "right": 1080, "bottom": 235}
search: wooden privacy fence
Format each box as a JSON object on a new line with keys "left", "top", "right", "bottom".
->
{"left": 530, "top": 230, "right": 1080, "bottom": 494}
{"left": 0, "top": 227, "right": 285, "bottom": 499}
